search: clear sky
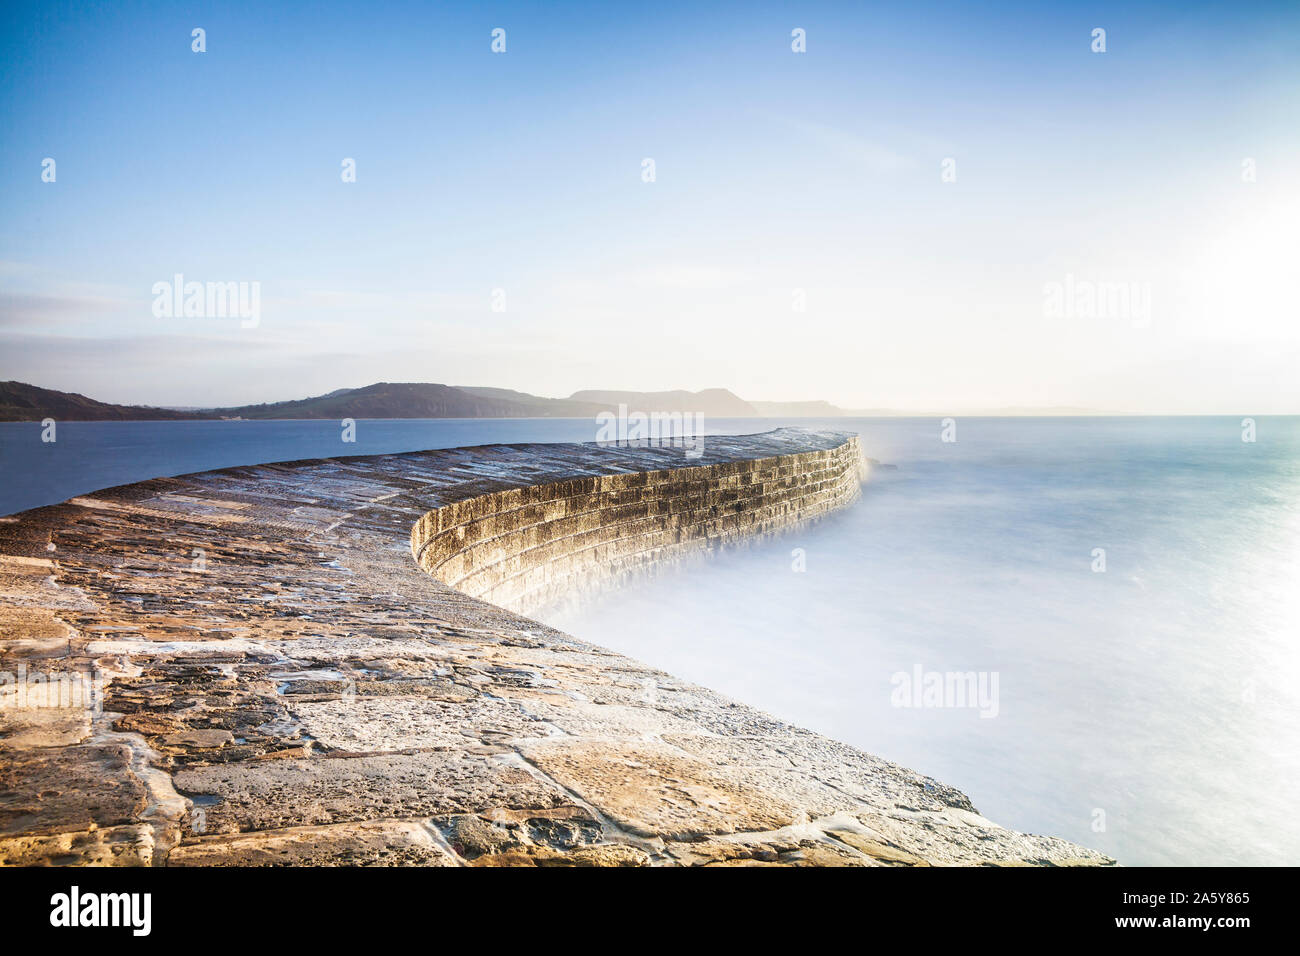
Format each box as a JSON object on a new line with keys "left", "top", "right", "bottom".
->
{"left": 2, "top": 0, "right": 1297, "bottom": 412}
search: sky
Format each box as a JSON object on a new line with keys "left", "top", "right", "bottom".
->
{"left": 1, "top": 0, "right": 1298, "bottom": 412}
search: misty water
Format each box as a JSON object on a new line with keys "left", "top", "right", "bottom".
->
{"left": 2, "top": 416, "right": 1296, "bottom": 865}
{"left": 548, "top": 416, "right": 1300, "bottom": 866}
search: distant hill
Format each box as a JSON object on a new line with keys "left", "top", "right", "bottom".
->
{"left": 568, "top": 388, "right": 756, "bottom": 417}
{"left": 0, "top": 380, "right": 1126, "bottom": 422}
{"left": 0, "top": 381, "right": 762, "bottom": 421}
{"left": 453, "top": 386, "right": 611, "bottom": 417}
{"left": 0, "top": 381, "right": 202, "bottom": 421}
{"left": 209, "top": 382, "right": 612, "bottom": 420}
{"left": 0, "top": 382, "right": 894, "bottom": 421}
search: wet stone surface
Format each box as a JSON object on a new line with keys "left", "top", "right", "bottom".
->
{"left": 0, "top": 429, "right": 1113, "bottom": 866}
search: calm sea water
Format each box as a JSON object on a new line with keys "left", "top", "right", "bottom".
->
{"left": 2, "top": 416, "right": 1296, "bottom": 866}
{"left": 0, "top": 418, "right": 622, "bottom": 516}
{"left": 550, "top": 416, "right": 1300, "bottom": 867}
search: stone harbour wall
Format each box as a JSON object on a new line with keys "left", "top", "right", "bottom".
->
{"left": 0, "top": 429, "right": 1113, "bottom": 867}
{"left": 412, "top": 440, "right": 863, "bottom": 616}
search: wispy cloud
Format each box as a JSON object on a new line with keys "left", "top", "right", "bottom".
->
{"left": 0, "top": 292, "right": 137, "bottom": 327}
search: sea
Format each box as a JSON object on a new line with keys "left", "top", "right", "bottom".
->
{"left": 2, "top": 415, "right": 1296, "bottom": 866}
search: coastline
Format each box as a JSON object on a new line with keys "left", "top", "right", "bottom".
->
{"left": 0, "top": 428, "right": 1112, "bottom": 866}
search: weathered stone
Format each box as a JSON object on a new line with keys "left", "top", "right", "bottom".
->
{"left": 0, "top": 743, "right": 148, "bottom": 837}
{"left": 114, "top": 712, "right": 181, "bottom": 737}
{"left": 440, "top": 814, "right": 525, "bottom": 858}
{"left": 293, "top": 696, "right": 549, "bottom": 753}
{"left": 168, "top": 820, "right": 457, "bottom": 867}
{"left": 161, "top": 729, "right": 235, "bottom": 750}
{"left": 665, "top": 837, "right": 866, "bottom": 867}
{"left": 172, "top": 752, "right": 570, "bottom": 834}
{"left": 0, "top": 430, "right": 1113, "bottom": 866}
{"left": 0, "top": 824, "right": 154, "bottom": 867}
{"left": 470, "top": 843, "right": 651, "bottom": 867}
{"left": 0, "top": 705, "right": 91, "bottom": 748}
{"left": 827, "top": 828, "right": 931, "bottom": 866}
{"left": 519, "top": 740, "right": 803, "bottom": 840}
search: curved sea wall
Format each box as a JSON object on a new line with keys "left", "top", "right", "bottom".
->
{"left": 0, "top": 429, "right": 1112, "bottom": 867}
{"left": 412, "top": 439, "right": 863, "bottom": 615}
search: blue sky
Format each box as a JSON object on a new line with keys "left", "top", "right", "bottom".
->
{"left": 2, "top": 0, "right": 1298, "bottom": 410}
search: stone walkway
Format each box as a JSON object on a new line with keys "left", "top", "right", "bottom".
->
{"left": 0, "top": 428, "right": 1112, "bottom": 866}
